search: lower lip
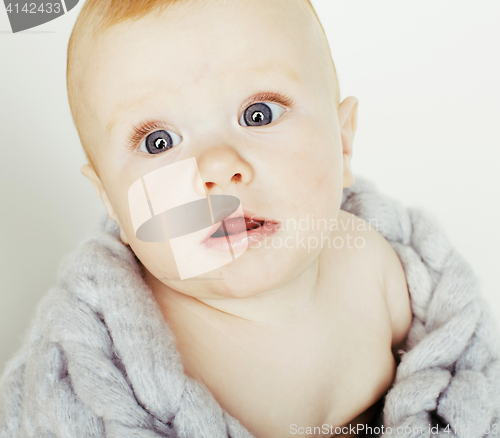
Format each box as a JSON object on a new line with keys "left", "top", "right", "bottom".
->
{"left": 202, "top": 220, "right": 280, "bottom": 252}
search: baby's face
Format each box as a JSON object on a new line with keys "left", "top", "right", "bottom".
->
{"left": 80, "top": 0, "right": 355, "bottom": 299}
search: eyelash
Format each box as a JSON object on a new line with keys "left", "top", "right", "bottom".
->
{"left": 126, "top": 121, "right": 167, "bottom": 152}
{"left": 126, "top": 91, "right": 295, "bottom": 152}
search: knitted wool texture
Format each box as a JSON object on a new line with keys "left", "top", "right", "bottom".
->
{"left": 1, "top": 175, "right": 499, "bottom": 438}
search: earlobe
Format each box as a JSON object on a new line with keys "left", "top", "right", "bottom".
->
{"left": 81, "top": 164, "right": 112, "bottom": 217}
{"left": 81, "top": 164, "right": 102, "bottom": 199}
{"left": 342, "top": 154, "right": 355, "bottom": 188}
{"left": 81, "top": 164, "right": 131, "bottom": 245}
{"left": 338, "top": 96, "right": 359, "bottom": 188}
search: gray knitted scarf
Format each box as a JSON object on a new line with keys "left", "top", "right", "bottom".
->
{"left": 1, "top": 175, "right": 499, "bottom": 438}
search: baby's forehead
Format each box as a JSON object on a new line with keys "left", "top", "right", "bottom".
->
{"left": 104, "top": 6, "right": 322, "bottom": 84}
{"left": 68, "top": 0, "right": 338, "bottom": 146}
{"left": 78, "top": 0, "right": 324, "bottom": 73}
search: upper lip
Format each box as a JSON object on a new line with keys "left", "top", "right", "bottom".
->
{"left": 202, "top": 208, "right": 278, "bottom": 243}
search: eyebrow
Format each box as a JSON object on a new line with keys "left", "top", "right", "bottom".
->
{"left": 249, "top": 61, "right": 301, "bottom": 84}
{"left": 106, "top": 92, "right": 155, "bottom": 135}
{"left": 106, "top": 62, "right": 300, "bottom": 135}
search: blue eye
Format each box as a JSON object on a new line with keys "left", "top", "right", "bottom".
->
{"left": 139, "top": 130, "right": 182, "bottom": 154}
{"left": 239, "top": 102, "right": 286, "bottom": 127}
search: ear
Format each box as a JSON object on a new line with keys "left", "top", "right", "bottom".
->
{"left": 337, "top": 96, "right": 359, "bottom": 188}
{"left": 81, "top": 164, "right": 130, "bottom": 245}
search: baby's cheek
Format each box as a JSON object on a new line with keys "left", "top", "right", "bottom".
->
{"left": 308, "top": 159, "right": 343, "bottom": 222}
{"left": 113, "top": 192, "right": 180, "bottom": 279}
{"left": 313, "top": 172, "right": 328, "bottom": 192}
{"left": 309, "top": 155, "right": 341, "bottom": 194}
{"left": 129, "top": 240, "right": 180, "bottom": 281}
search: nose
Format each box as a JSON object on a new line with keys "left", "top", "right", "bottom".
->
{"left": 196, "top": 144, "right": 254, "bottom": 194}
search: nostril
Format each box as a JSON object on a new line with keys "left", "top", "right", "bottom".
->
{"left": 232, "top": 173, "right": 242, "bottom": 182}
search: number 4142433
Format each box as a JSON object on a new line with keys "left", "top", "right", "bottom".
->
{"left": 5, "top": 3, "right": 62, "bottom": 14}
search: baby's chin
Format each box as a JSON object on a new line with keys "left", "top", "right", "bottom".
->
{"left": 130, "top": 214, "right": 333, "bottom": 299}
{"left": 142, "top": 245, "right": 313, "bottom": 301}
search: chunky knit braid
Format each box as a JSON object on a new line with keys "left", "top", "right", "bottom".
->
{"left": 341, "top": 177, "right": 500, "bottom": 438}
{"left": 1, "top": 175, "right": 499, "bottom": 438}
{"left": 0, "top": 214, "right": 255, "bottom": 437}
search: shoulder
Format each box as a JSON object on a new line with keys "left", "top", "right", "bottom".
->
{"left": 337, "top": 209, "right": 413, "bottom": 351}
{"left": 366, "top": 217, "right": 413, "bottom": 351}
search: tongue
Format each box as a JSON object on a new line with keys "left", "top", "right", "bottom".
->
{"left": 212, "top": 217, "right": 264, "bottom": 237}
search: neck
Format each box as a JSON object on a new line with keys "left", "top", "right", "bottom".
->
{"left": 144, "top": 254, "right": 326, "bottom": 327}
{"left": 200, "top": 257, "right": 322, "bottom": 325}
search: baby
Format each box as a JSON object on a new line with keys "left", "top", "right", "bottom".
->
{"left": 67, "top": 0, "right": 413, "bottom": 436}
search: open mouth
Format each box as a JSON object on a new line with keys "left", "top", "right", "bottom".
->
{"left": 210, "top": 217, "right": 265, "bottom": 238}
{"left": 202, "top": 209, "right": 280, "bottom": 251}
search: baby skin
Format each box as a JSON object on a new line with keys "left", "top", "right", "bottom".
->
{"left": 73, "top": 0, "right": 413, "bottom": 436}
{"left": 148, "top": 209, "right": 411, "bottom": 437}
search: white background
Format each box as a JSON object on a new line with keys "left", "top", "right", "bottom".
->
{"left": 1, "top": 0, "right": 499, "bottom": 373}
